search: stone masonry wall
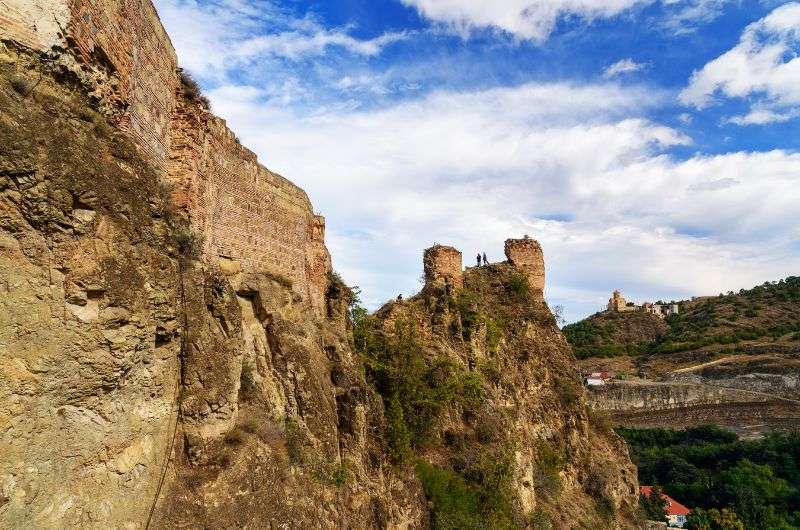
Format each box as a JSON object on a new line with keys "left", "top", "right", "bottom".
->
{"left": 1, "top": 0, "right": 179, "bottom": 172}
{"left": 2, "top": 0, "right": 331, "bottom": 314}
{"left": 423, "top": 244, "right": 463, "bottom": 290}
{"left": 167, "top": 92, "right": 330, "bottom": 314}
{"left": 504, "top": 237, "right": 545, "bottom": 293}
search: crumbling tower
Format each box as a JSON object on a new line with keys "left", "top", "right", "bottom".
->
{"left": 423, "top": 244, "right": 463, "bottom": 291}
{"left": 504, "top": 236, "right": 545, "bottom": 294}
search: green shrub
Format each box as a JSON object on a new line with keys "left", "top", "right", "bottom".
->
{"left": 484, "top": 317, "right": 503, "bottom": 352}
{"left": 174, "top": 225, "right": 204, "bottom": 260}
{"left": 505, "top": 272, "right": 530, "bottom": 298}
{"left": 284, "top": 419, "right": 306, "bottom": 464}
{"left": 554, "top": 377, "right": 580, "bottom": 407}
{"left": 356, "top": 318, "right": 486, "bottom": 462}
{"left": 331, "top": 462, "right": 349, "bottom": 487}
{"left": 416, "top": 451, "right": 516, "bottom": 530}
{"left": 415, "top": 460, "right": 486, "bottom": 530}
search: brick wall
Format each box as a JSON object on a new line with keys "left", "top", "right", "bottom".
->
{"left": 167, "top": 93, "right": 329, "bottom": 313}
{"left": 504, "top": 237, "right": 545, "bottom": 293}
{"left": 3, "top": 0, "right": 333, "bottom": 315}
{"left": 67, "top": 0, "right": 178, "bottom": 171}
{"left": 1, "top": 0, "right": 178, "bottom": 171}
{"left": 423, "top": 245, "right": 463, "bottom": 290}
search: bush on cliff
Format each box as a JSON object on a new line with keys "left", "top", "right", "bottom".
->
{"left": 355, "top": 317, "right": 486, "bottom": 460}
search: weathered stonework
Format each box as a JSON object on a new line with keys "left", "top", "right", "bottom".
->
{"left": 505, "top": 236, "right": 545, "bottom": 293}
{"left": 1, "top": 0, "right": 179, "bottom": 171}
{"left": 1, "top": 0, "right": 331, "bottom": 315}
{"left": 166, "top": 92, "right": 330, "bottom": 315}
{"left": 423, "top": 244, "right": 463, "bottom": 290}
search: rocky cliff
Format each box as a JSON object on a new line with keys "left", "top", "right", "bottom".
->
{"left": 0, "top": 3, "right": 639, "bottom": 527}
{"left": 354, "top": 244, "right": 639, "bottom": 528}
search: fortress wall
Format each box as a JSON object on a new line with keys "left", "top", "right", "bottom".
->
{"left": 424, "top": 245, "right": 463, "bottom": 290}
{"left": 67, "top": 0, "right": 178, "bottom": 170}
{"left": 1, "top": 0, "right": 178, "bottom": 171}
{"left": 2, "top": 0, "right": 331, "bottom": 314}
{"left": 504, "top": 237, "right": 545, "bottom": 293}
{"left": 167, "top": 95, "right": 329, "bottom": 313}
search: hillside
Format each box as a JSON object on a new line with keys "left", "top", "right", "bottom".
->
{"left": 563, "top": 311, "right": 669, "bottom": 360}
{"left": 565, "top": 277, "right": 800, "bottom": 373}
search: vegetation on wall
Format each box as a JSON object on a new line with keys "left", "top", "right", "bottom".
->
{"left": 619, "top": 425, "right": 800, "bottom": 530}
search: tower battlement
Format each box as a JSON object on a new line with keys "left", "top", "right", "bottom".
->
{"left": 504, "top": 237, "right": 545, "bottom": 293}
{"left": 423, "top": 245, "right": 464, "bottom": 290}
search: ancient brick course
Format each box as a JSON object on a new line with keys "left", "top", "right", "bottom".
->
{"left": 2, "top": 0, "right": 331, "bottom": 314}
{"left": 423, "top": 244, "right": 463, "bottom": 290}
{"left": 504, "top": 237, "right": 545, "bottom": 293}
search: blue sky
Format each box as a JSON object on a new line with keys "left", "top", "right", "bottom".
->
{"left": 154, "top": 0, "right": 800, "bottom": 322}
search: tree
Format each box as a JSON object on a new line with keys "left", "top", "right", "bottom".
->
{"left": 686, "top": 508, "right": 744, "bottom": 530}
{"left": 552, "top": 304, "right": 566, "bottom": 326}
{"left": 639, "top": 486, "right": 667, "bottom": 522}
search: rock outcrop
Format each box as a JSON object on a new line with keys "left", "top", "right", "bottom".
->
{"left": 358, "top": 243, "right": 639, "bottom": 528}
{"left": 0, "top": 44, "right": 424, "bottom": 530}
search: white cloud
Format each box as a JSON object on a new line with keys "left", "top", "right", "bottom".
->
{"left": 399, "top": 0, "right": 650, "bottom": 42}
{"left": 207, "top": 81, "right": 800, "bottom": 322}
{"left": 233, "top": 29, "right": 407, "bottom": 61}
{"left": 680, "top": 2, "right": 800, "bottom": 121}
{"left": 153, "top": 0, "right": 405, "bottom": 78}
{"left": 727, "top": 108, "right": 800, "bottom": 125}
{"left": 662, "top": 0, "right": 730, "bottom": 35}
{"left": 603, "top": 58, "right": 649, "bottom": 78}
{"left": 399, "top": 0, "right": 732, "bottom": 42}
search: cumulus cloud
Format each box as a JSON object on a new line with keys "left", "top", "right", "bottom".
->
{"left": 399, "top": 0, "right": 649, "bottom": 42}
{"left": 727, "top": 108, "right": 800, "bottom": 126}
{"left": 207, "top": 81, "right": 800, "bottom": 321}
{"left": 603, "top": 58, "right": 649, "bottom": 78}
{"left": 680, "top": 2, "right": 800, "bottom": 121}
{"left": 153, "top": 0, "right": 405, "bottom": 78}
{"left": 399, "top": 0, "right": 732, "bottom": 41}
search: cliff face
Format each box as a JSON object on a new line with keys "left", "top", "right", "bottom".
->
{"left": 0, "top": 44, "right": 424, "bottom": 529}
{"left": 358, "top": 246, "right": 639, "bottom": 529}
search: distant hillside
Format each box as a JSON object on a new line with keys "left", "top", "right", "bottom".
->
{"left": 565, "top": 276, "right": 800, "bottom": 362}
{"left": 563, "top": 311, "right": 669, "bottom": 359}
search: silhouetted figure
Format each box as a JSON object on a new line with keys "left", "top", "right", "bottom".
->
{"left": 396, "top": 294, "right": 403, "bottom": 302}
{"left": 476, "top": 253, "right": 481, "bottom": 267}
{"left": 482, "top": 252, "right": 487, "bottom": 266}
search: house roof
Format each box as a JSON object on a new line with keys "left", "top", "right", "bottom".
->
{"left": 640, "top": 486, "right": 691, "bottom": 516}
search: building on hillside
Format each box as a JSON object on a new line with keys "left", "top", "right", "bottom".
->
{"left": 640, "top": 486, "right": 690, "bottom": 528}
{"left": 584, "top": 371, "right": 615, "bottom": 386}
{"left": 607, "top": 291, "right": 679, "bottom": 319}
{"left": 607, "top": 290, "right": 637, "bottom": 312}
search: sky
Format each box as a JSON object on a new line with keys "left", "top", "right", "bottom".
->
{"left": 153, "top": 0, "right": 800, "bottom": 323}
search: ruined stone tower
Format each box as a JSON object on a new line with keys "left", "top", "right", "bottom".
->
{"left": 504, "top": 236, "right": 545, "bottom": 294}
{"left": 423, "top": 244, "right": 463, "bottom": 290}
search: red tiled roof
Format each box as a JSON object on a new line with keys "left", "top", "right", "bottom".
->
{"left": 641, "top": 486, "right": 691, "bottom": 516}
